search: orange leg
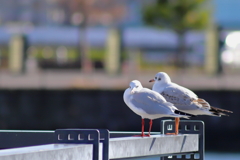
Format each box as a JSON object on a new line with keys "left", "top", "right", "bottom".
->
{"left": 148, "top": 119, "right": 153, "bottom": 137}
{"left": 175, "top": 117, "right": 180, "bottom": 135}
{"left": 133, "top": 119, "right": 149, "bottom": 137}
{"left": 166, "top": 117, "right": 180, "bottom": 135}
{"left": 141, "top": 118, "right": 145, "bottom": 137}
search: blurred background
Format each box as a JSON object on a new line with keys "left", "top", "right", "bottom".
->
{"left": 0, "top": 0, "right": 240, "bottom": 159}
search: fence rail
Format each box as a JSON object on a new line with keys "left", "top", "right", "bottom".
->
{"left": 0, "top": 120, "right": 204, "bottom": 160}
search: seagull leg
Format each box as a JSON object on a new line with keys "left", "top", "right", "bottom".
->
{"left": 141, "top": 118, "right": 146, "bottom": 137}
{"left": 175, "top": 117, "right": 179, "bottom": 135}
{"left": 133, "top": 118, "right": 148, "bottom": 137}
{"left": 148, "top": 119, "right": 153, "bottom": 137}
{"left": 166, "top": 118, "right": 180, "bottom": 135}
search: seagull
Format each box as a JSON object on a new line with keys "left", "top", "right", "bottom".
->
{"left": 149, "top": 72, "right": 233, "bottom": 134}
{"left": 123, "top": 80, "right": 195, "bottom": 137}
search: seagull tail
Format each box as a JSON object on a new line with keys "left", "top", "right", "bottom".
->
{"left": 209, "top": 106, "right": 233, "bottom": 117}
{"left": 195, "top": 98, "right": 233, "bottom": 117}
{"left": 174, "top": 110, "right": 196, "bottom": 117}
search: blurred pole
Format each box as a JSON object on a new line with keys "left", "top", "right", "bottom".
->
{"left": 80, "top": 26, "right": 92, "bottom": 73}
{"left": 205, "top": 25, "right": 223, "bottom": 75}
{"left": 204, "top": 1, "right": 222, "bottom": 76}
{"left": 217, "top": 26, "right": 224, "bottom": 74}
{"left": 105, "top": 28, "right": 121, "bottom": 75}
{"left": 9, "top": 35, "right": 28, "bottom": 74}
{"left": 127, "top": 49, "right": 141, "bottom": 79}
{"left": 176, "top": 31, "right": 187, "bottom": 71}
{"left": 26, "top": 47, "right": 38, "bottom": 73}
{"left": 79, "top": 0, "right": 92, "bottom": 73}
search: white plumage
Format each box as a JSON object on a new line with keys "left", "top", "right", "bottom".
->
{"left": 150, "top": 72, "right": 233, "bottom": 116}
{"left": 123, "top": 80, "right": 193, "bottom": 136}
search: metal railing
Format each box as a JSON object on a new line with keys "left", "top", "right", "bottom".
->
{"left": 0, "top": 120, "right": 204, "bottom": 160}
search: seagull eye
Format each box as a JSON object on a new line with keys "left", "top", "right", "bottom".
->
{"left": 155, "top": 77, "right": 157, "bottom": 79}
{"left": 158, "top": 78, "right": 161, "bottom": 81}
{"left": 136, "top": 85, "right": 139, "bottom": 88}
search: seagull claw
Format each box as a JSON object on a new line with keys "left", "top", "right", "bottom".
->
{"left": 132, "top": 134, "right": 150, "bottom": 137}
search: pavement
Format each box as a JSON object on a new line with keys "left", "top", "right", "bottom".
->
{"left": 0, "top": 69, "right": 240, "bottom": 90}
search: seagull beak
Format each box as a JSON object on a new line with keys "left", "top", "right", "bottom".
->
{"left": 130, "top": 87, "right": 136, "bottom": 94}
{"left": 149, "top": 79, "right": 155, "bottom": 83}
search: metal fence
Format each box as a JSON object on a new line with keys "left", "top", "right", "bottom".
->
{"left": 0, "top": 120, "right": 204, "bottom": 160}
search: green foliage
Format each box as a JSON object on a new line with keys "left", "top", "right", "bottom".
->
{"left": 68, "top": 48, "right": 79, "bottom": 60}
{"left": 89, "top": 48, "right": 105, "bottom": 60}
{"left": 30, "top": 46, "right": 106, "bottom": 61}
{"left": 143, "top": 0, "right": 209, "bottom": 32}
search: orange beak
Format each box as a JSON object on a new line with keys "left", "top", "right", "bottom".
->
{"left": 149, "top": 79, "right": 155, "bottom": 83}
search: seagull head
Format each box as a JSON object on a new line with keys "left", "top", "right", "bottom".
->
{"left": 129, "top": 80, "right": 143, "bottom": 94}
{"left": 149, "top": 72, "right": 171, "bottom": 84}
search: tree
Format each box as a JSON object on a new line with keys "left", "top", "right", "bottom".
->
{"left": 143, "top": 0, "right": 209, "bottom": 68}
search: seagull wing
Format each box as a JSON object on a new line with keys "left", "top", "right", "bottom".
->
{"left": 130, "top": 88, "right": 177, "bottom": 115}
{"left": 161, "top": 83, "right": 199, "bottom": 106}
{"left": 161, "top": 83, "right": 213, "bottom": 112}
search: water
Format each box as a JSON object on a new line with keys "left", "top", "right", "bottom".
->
{"left": 205, "top": 152, "right": 240, "bottom": 160}
{"left": 131, "top": 152, "right": 240, "bottom": 160}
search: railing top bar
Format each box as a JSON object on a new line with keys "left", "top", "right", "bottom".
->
{"left": 110, "top": 131, "right": 160, "bottom": 134}
{"left": 109, "top": 134, "right": 197, "bottom": 141}
{"left": 0, "top": 130, "right": 54, "bottom": 133}
{"left": 0, "top": 130, "right": 160, "bottom": 134}
{"left": 0, "top": 144, "right": 91, "bottom": 156}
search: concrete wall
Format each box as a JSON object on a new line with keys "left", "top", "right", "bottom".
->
{"left": 0, "top": 89, "right": 238, "bottom": 152}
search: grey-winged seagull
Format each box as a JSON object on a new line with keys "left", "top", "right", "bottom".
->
{"left": 123, "top": 80, "right": 195, "bottom": 137}
{"left": 149, "top": 72, "right": 233, "bottom": 134}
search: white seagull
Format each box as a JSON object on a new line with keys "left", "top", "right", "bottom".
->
{"left": 123, "top": 80, "right": 195, "bottom": 137}
{"left": 149, "top": 72, "right": 233, "bottom": 134}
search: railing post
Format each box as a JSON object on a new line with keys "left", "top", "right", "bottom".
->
{"left": 55, "top": 129, "right": 109, "bottom": 160}
{"left": 160, "top": 120, "right": 205, "bottom": 160}
{"left": 99, "top": 129, "right": 110, "bottom": 160}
